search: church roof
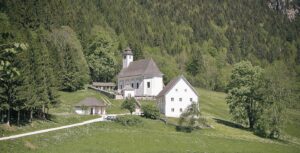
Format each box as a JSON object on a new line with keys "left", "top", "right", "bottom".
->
{"left": 123, "top": 47, "right": 133, "bottom": 55}
{"left": 157, "top": 75, "right": 198, "bottom": 97}
{"left": 75, "top": 97, "right": 106, "bottom": 107}
{"left": 117, "top": 58, "right": 163, "bottom": 78}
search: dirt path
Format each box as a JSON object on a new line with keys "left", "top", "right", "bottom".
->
{"left": 0, "top": 116, "right": 106, "bottom": 141}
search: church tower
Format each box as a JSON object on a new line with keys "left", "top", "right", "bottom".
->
{"left": 122, "top": 47, "right": 133, "bottom": 69}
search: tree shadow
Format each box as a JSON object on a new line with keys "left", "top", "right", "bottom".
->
{"left": 213, "top": 118, "right": 250, "bottom": 131}
{"left": 175, "top": 126, "right": 193, "bottom": 133}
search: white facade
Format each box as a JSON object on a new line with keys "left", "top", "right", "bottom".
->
{"left": 157, "top": 77, "right": 198, "bottom": 118}
{"left": 122, "top": 54, "right": 133, "bottom": 69}
{"left": 118, "top": 76, "right": 163, "bottom": 97}
{"left": 117, "top": 48, "right": 164, "bottom": 98}
{"left": 123, "top": 89, "right": 135, "bottom": 98}
{"left": 74, "top": 106, "right": 106, "bottom": 115}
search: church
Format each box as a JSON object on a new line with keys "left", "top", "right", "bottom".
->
{"left": 117, "top": 47, "right": 164, "bottom": 99}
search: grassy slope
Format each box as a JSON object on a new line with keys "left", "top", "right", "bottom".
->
{"left": 0, "top": 88, "right": 299, "bottom": 153}
{"left": 0, "top": 89, "right": 106, "bottom": 137}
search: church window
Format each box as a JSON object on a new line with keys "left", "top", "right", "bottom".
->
{"left": 147, "top": 82, "right": 150, "bottom": 88}
{"left": 179, "top": 98, "right": 182, "bottom": 102}
{"left": 171, "top": 108, "right": 174, "bottom": 112}
{"left": 131, "top": 83, "right": 134, "bottom": 88}
{"left": 137, "top": 82, "right": 139, "bottom": 89}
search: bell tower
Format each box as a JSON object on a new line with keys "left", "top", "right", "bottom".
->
{"left": 122, "top": 47, "right": 133, "bottom": 69}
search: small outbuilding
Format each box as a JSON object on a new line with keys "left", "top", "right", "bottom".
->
{"left": 74, "top": 97, "right": 107, "bottom": 115}
{"left": 92, "top": 82, "right": 116, "bottom": 91}
{"left": 122, "top": 85, "right": 135, "bottom": 98}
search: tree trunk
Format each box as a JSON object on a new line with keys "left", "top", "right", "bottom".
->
{"left": 22, "top": 111, "right": 25, "bottom": 123}
{"left": 46, "top": 108, "right": 49, "bottom": 119}
{"left": 17, "top": 110, "right": 20, "bottom": 126}
{"left": 249, "top": 117, "right": 254, "bottom": 129}
{"left": 42, "top": 105, "right": 46, "bottom": 119}
{"left": 1, "top": 110, "right": 3, "bottom": 123}
{"left": 6, "top": 109, "right": 10, "bottom": 126}
{"left": 30, "top": 110, "right": 33, "bottom": 123}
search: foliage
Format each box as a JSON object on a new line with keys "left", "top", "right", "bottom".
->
{"left": 0, "top": 43, "right": 26, "bottom": 125}
{"left": 0, "top": 0, "right": 298, "bottom": 91}
{"left": 86, "top": 26, "right": 118, "bottom": 82}
{"left": 141, "top": 104, "right": 160, "bottom": 119}
{"left": 115, "top": 115, "right": 143, "bottom": 126}
{"left": 47, "top": 26, "right": 90, "bottom": 91}
{"left": 226, "top": 61, "right": 289, "bottom": 138}
{"left": 226, "top": 61, "right": 266, "bottom": 129}
{"left": 0, "top": 0, "right": 299, "bottom": 126}
{"left": 178, "top": 102, "right": 208, "bottom": 131}
{"left": 121, "top": 98, "right": 136, "bottom": 114}
{"left": 253, "top": 61, "right": 291, "bottom": 138}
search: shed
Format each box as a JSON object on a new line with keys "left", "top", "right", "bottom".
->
{"left": 92, "top": 82, "right": 116, "bottom": 91}
{"left": 74, "top": 97, "right": 106, "bottom": 115}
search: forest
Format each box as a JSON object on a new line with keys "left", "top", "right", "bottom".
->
{"left": 0, "top": 0, "right": 299, "bottom": 126}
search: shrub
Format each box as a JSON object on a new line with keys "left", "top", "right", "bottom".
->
{"left": 142, "top": 104, "right": 160, "bottom": 119}
{"left": 115, "top": 115, "right": 143, "bottom": 126}
{"left": 121, "top": 98, "right": 136, "bottom": 114}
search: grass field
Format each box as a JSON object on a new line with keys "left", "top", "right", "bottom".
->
{"left": 0, "top": 88, "right": 299, "bottom": 153}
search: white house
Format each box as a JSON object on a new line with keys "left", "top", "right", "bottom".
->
{"left": 117, "top": 47, "right": 164, "bottom": 99}
{"left": 74, "top": 97, "right": 107, "bottom": 115}
{"left": 156, "top": 75, "right": 199, "bottom": 118}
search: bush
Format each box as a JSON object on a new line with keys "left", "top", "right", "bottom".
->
{"left": 142, "top": 104, "right": 160, "bottom": 119}
{"left": 115, "top": 115, "right": 143, "bottom": 126}
{"left": 121, "top": 98, "right": 136, "bottom": 114}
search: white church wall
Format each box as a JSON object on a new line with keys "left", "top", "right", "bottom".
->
{"left": 143, "top": 76, "right": 163, "bottom": 97}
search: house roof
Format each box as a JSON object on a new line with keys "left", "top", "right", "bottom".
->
{"left": 157, "top": 75, "right": 198, "bottom": 97}
{"left": 75, "top": 97, "right": 106, "bottom": 107}
{"left": 117, "top": 58, "right": 163, "bottom": 78}
{"left": 92, "top": 82, "right": 116, "bottom": 87}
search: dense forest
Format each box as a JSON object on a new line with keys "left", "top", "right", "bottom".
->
{"left": 0, "top": 0, "right": 299, "bottom": 125}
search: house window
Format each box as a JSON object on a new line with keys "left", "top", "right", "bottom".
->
{"left": 180, "top": 108, "right": 183, "bottom": 112}
{"left": 184, "top": 89, "right": 187, "bottom": 92}
{"left": 171, "top": 108, "right": 174, "bottom": 112}
{"left": 171, "top": 98, "right": 174, "bottom": 101}
{"left": 123, "top": 55, "right": 126, "bottom": 59}
{"left": 175, "top": 89, "right": 178, "bottom": 91}
{"left": 131, "top": 83, "right": 134, "bottom": 88}
{"left": 120, "top": 85, "right": 123, "bottom": 89}
{"left": 136, "top": 82, "right": 139, "bottom": 89}
{"left": 179, "top": 98, "right": 182, "bottom": 102}
{"left": 190, "top": 98, "right": 193, "bottom": 102}
{"left": 147, "top": 82, "right": 150, "bottom": 88}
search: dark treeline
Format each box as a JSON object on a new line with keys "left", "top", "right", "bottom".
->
{"left": 0, "top": 0, "right": 299, "bottom": 125}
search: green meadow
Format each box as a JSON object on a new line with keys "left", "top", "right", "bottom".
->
{"left": 0, "top": 88, "right": 299, "bottom": 153}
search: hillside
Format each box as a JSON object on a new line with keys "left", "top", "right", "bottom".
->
{"left": 0, "top": 88, "right": 299, "bottom": 153}
{"left": 0, "top": 0, "right": 299, "bottom": 90}
{"left": 0, "top": 0, "right": 299, "bottom": 148}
